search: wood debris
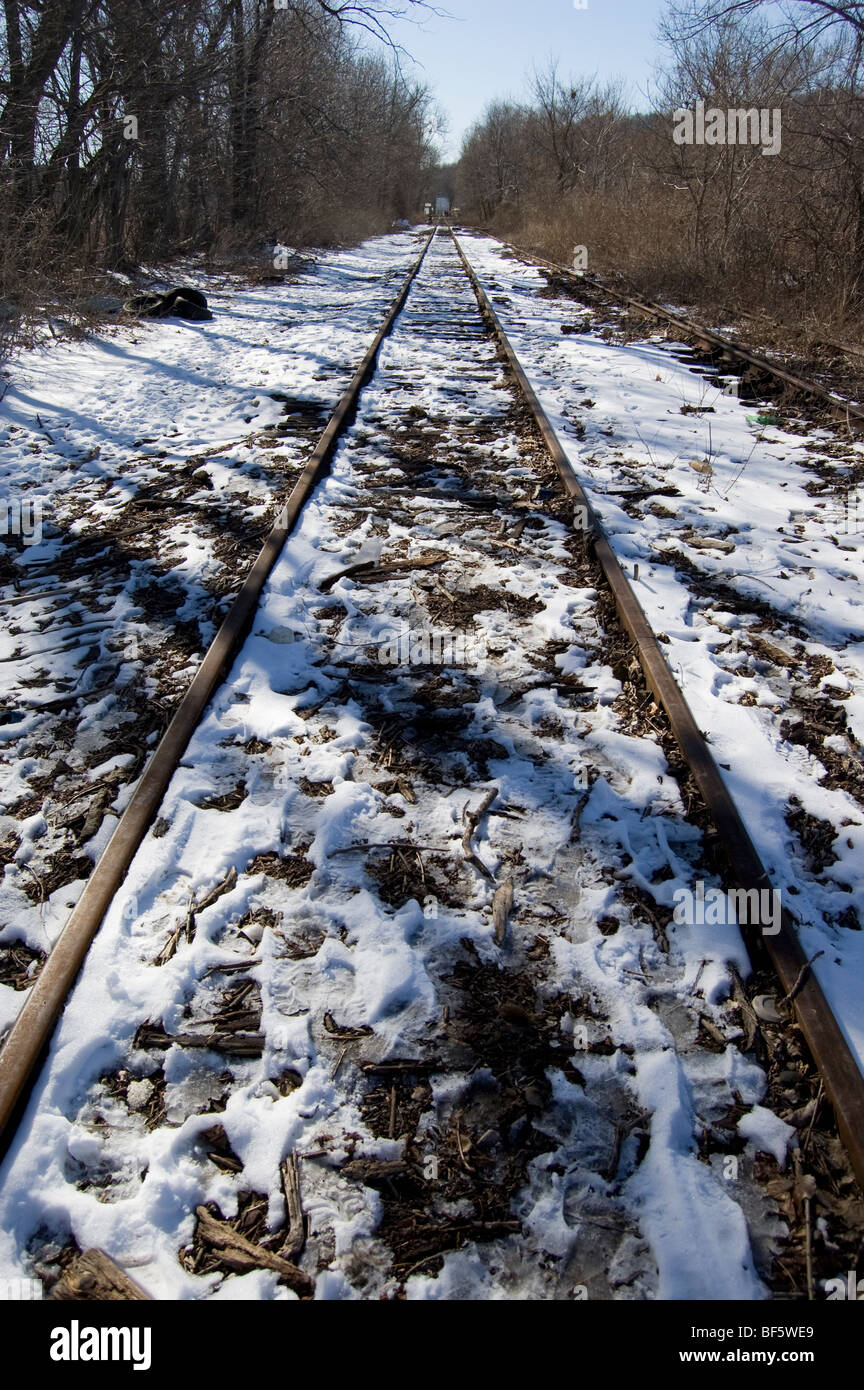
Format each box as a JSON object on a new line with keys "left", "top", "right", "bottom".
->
{"left": 135, "top": 1022, "right": 264, "bottom": 1057}
{"left": 320, "top": 552, "right": 447, "bottom": 593}
{"left": 194, "top": 1206, "right": 314, "bottom": 1298}
{"left": 461, "top": 787, "right": 498, "bottom": 881}
{"left": 492, "top": 878, "right": 514, "bottom": 946}
{"left": 279, "top": 1155, "right": 306, "bottom": 1261}
{"left": 50, "top": 1249, "right": 152, "bottom": 1301}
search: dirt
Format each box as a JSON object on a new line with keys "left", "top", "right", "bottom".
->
{"left": 246, "top": 850, "right": 315, "bottom": 889}
{"left": 356, "top": 950, "right": 587, "bottom": 1284}
{"left": 0, "top": 939, "right": 46, "bottom": 992}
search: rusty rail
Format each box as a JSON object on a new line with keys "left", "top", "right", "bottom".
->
{"left": 3, "top": 222, "right": 862, "bottom": 1201}
{"left": 453, "top": 229, "right": 864, "bottom": 1191}
{"left": 493, "top": 236, "right": 864, "bottom": 430}
{"left": 0, "top": 230, "right": 436, "bottom": 1146}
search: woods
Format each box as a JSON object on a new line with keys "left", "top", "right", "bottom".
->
{"left": 5, "top": 0, "right": 864, "bottom": 337}
{"left": 457, "top": 0, "right": 864, "bottom": 331}
{"left": 0, "top": 0, "right": 437, "bottom": 329}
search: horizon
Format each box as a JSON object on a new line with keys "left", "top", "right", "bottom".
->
{"left": 382, "top": 0, "right": 671, "bottom": 160}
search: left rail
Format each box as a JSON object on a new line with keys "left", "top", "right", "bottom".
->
{"left": 0, "top": 229, "right": 436, "bottom": 1146}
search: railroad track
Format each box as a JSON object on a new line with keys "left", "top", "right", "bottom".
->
{"left": 0, "top": 228, "right": 860, "bottom": 1301}
{"left": 493, "top": 238, "right": 864, "bottom": 431}
{"left": 0, "top": 233, "right": 423, "bottom": 1022}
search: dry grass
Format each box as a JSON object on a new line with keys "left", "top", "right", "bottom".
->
{"left": 485, "top": 188, "right": 864, "bottom": 354}
{"left": 0, "top": 189, "right": 401, "bottom": 357}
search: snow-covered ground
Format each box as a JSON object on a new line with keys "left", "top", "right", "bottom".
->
{"left": 460, "top": 233, "right": 864, "bottom": 1077}
{"left": 0, "top": 230, "right": 424, "bottom": 1041}
{"left": 0, "top": 234, "right": 795, "bottom": 1301}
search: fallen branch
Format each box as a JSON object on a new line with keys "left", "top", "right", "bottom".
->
{"left": 135, "top": 1023, "right": 263, "bottom": 1057}
{"left": 279, "top": 1155, "right": 306, "bottom": 1261}
{"left": 197, "top": 867, "right": 238, "bottom": 913}
{"left": 786, "top": 951, "right": 825, "bottom": 1005}
{"left": 492, "top": 878, "right": 514, "bottom": 946}
{"left": 50, "top": 1249, "right": 152, "bottom": 1301}
{"left": 342, "top": 1158, "right": 410, "bottom": 1184}
{"left": 360, "top": 1059, "right": 437, "bottom": 1075}
{"left": 461, "top": 788, "right": 498, "bottom": 882}
{"left": 320, "top": 551, "right": 447, "bottom": 593}
{"left": 194, "top": 1206, "right": 313, "bottom": 1297}
{"left": 323, "top": 1011, "right": 373, "bottom": 1041}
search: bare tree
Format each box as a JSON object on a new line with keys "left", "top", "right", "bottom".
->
{"left": 666, "top": 1, "right": 864, "bottom": 48}
{"left": 0, "top": 0, "right": 439, "bottom": 311}
{"left": 456, "top": 5, "right": 864, "bottom": 325}
{"left": 459, "top": 102, "right": 531, "bottom": 221}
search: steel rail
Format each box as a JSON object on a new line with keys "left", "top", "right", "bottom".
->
{"left": 490, "top": 236, "right": 864, "bottom": 430}
{"left": 453, "top": 230, "right": 864, "bottom": 1191}
{"left": 0, "top": 230, "right": 437, "bottom": 1147}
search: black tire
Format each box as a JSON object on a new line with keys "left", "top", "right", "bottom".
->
{"left": 173, "top": 287, "right": 208, "bottom": 309}
{"left": 170, "top": 293, "right": 213, "bottom": 322}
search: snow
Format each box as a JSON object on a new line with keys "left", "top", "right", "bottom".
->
{"left": 461, "top": 232, "right": 864, "bottom": 1074}
{"left": 628, "top": 1048, "right": 764, "bottom": 1301}
{"left": 0, "top": 229, "right": 820, "bottom": 1301}
{"left": 0, "top": 229, "right": 424, "bottom": 1030}
{"left": 738, "top": 1106, "right": 796, "bottom": 1168}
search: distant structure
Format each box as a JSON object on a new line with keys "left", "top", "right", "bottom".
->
{"left": 435, "top": 195, "right": 451, "bottom": 216}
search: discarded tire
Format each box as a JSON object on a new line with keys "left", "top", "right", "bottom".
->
{"left": 123, "top": 287, "right": 213, "bottom": 322}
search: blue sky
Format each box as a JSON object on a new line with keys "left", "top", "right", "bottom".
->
{"left": 381, "top": 0, "right": 671, "bottom": 159}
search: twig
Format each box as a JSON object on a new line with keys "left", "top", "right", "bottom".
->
{"left": 786, "top": 951, "right": 825, "bottom": 1005}
{"left": 154, "top": 925, "right": 183, "bottom": 967}
{"left": 803, "top": 1080, "right": 824, "bottom": 1154}
{"left": 401, "top": 1251, "right": 446, "bottom": 1281}
{"left": 329, "top": 841, "right": 438, "bottom": 857}
{"left": 699, "top": 1014, "right": 728, "bottom": 1048}
{"left": 184, "top": 898, "right": 196, "bottom": 944}
{"left": 279, "top": 1155, "right": 306, "bottom": 1261}
{"left": 196, "top": 867, "right": 238, "bottom": 913}
{"left": 361, "top": 1060, "right": 436, "bottom": 1075}
{"left": 202, "top": 959, "right": 261, "bottom": 978}
{"left": 461, "top": 787, "right": 498, "bottom": 881}
{"left": 18, "top": 861, "right": 46, "bottom": 905}
{"left": 454, "top": 1113, "right": 474, "bottom": 1173}
{"left": 492, "top": 878, "right": 514, "bottom": 946}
